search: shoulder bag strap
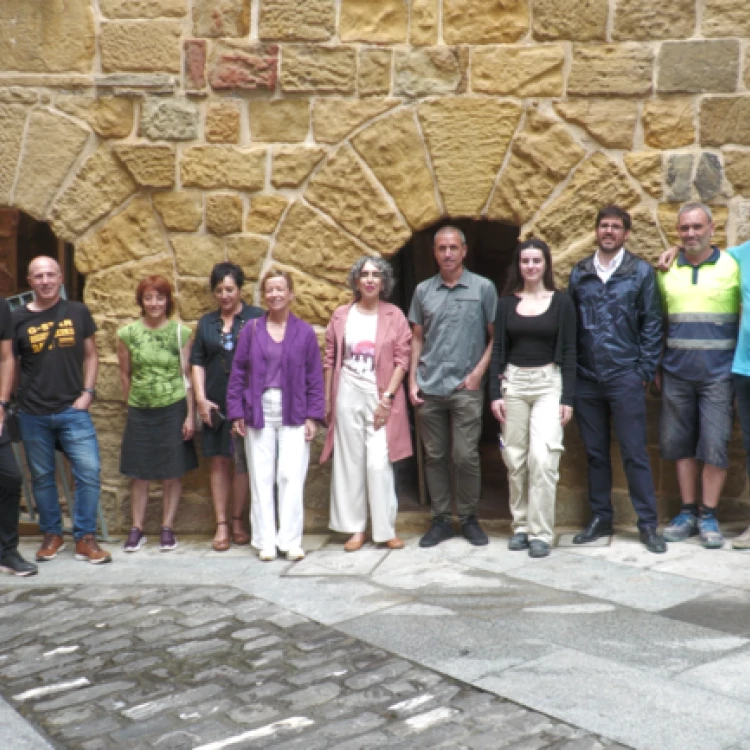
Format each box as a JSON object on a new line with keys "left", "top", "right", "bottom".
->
{"left": 177, "top": 322, "right": 191, "bottom": 390}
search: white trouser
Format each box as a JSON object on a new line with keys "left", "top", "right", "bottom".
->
{"left": 501, "top": 364, "right": 564, "bottom": 544}
{"left": 330, "top": 369, "right": 398, "bottom": 543}
{"left": 245, "top": 389, "right": 309, "bottom": 552}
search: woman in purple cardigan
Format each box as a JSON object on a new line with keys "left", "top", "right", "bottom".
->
{"left": 226, "top": 268, "right": 324, "bottom": 562}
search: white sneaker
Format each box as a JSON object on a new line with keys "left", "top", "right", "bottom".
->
{"left": 286, "top": 547, "right": 305, "bottom": 561}
{"left": 259, "top": 548, "right": 277, "bottom": 561}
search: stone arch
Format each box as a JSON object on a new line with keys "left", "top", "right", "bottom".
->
{"left": 266, "top": 97, "right": 677, "bottom": 329}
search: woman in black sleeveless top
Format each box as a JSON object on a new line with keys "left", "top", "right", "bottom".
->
{"left": 490, "top": 239, "right": 576, "bottom": 558}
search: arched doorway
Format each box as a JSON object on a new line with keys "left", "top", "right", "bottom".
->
{"left": 0, "top": 208, "right": 83, "bottom": 300}
{"left": 390, "top": 218, "right": 520, "bottom": 520}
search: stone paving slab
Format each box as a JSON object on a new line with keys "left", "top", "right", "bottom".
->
{"left": 286, "top": 546, "right": 390, "bottom": 577}
{"left": 0, "top": 695, "right": 53, "bottom": 749}
{"left": 677, "top": 649, "right": 750, "bottom": 702}
{"left": 0, "top": 585, "right": 620, "bottom": 750}
{"left": 652, "top": 546, "right": 750, "bottom": 590}
{"left": 560, "top": 532, "right": 698, "bottom": 568}
{"left": 374, "top": 536, "right": 534, "bottom": 576}
{"left": 661, "top": 588, "right": 750, "bottom": 637}
{"left": 505, "top": 552, "right": 718, "bottom": 612}
{"left": 237, "top": 572, "right": 414, "bottom": 625}
{"left": 476, "top": 648, "right": 750, "bottom": 750}
{"left": 336, "top": 603, "right": 564, "bottom": 681}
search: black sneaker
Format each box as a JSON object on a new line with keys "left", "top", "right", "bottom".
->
{"left": 528, "top": 539, "right": 551, "bottom": 558}
{"left": 419, "top": 520, "right": 455, "bottom": 548}
{"left": 640, "top": 527, "right": 667, "bottom": 554}
{"left": 508, "top": 532, "right": 530, "bottom": 551}
{"left": 461, "top": 517, "right": 489, "bottom": 547}
{"left": 0, "top": 551, "right": 38, "bottom": 577}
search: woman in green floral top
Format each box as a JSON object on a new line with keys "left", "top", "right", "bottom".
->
{"left": 117, "top": 275, "right": 198, "bottom": 552}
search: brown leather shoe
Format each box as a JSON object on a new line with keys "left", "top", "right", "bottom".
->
{"left": 384, "top": 537, "right": 405, "bottom": 550}
{"left": 36, "top": 533, "right": 65, "bottom": 562}
{"left": 344, "top": 533, "right": 366, "bottom": 552}
{"left": 74, "top": 534, "right": 112, "bottom": 565}
{"left": 212, "top": 521, "right": 230, "bottom": 552}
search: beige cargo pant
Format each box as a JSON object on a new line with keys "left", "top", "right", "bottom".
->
{"left": 501, "top": 364, "right": 565, "bottom": 544}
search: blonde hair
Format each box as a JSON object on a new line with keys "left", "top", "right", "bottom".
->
{"left": 260, "top": 267, "right": 294, "bottom": 293}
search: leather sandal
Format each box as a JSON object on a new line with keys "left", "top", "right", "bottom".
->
{"left": 231, "top": 516, "right": 250, "bottom": 546}
{"left": 344, "top": 533, "right": 367, "bottom": 552}
{"left": 383, "top": 537, "right": 405, "bottom": 550}
{"left": 212, "top": 521, "right": 230, "bottom": 552}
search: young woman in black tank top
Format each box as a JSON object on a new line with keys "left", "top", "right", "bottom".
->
{"left": 489, "top": 239, "right": 577, "bottom": 557}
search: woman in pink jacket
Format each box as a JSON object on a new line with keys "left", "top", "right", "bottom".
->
{"left": 322, "top": 256, "right": 412, "bottom": 552}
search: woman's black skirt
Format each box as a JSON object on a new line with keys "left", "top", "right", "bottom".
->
{"left": 120, "top": 398, "right": 199, "bottom": 480}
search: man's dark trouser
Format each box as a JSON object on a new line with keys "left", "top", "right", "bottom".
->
{"left": 418, "top": 390, "right": 483, "bottom": 524}
{"left": 733, "top": 374, "right": 750, "bottom": 479}
{"left": 574, "top": 372, "right": 658, "bottom": 531}
{"left": 0, "top": 440, "right": 23, "bottom": 556}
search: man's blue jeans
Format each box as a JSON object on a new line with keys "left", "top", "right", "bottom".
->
{"left": 19, "top": 407, "right": 101, "bottom": 540}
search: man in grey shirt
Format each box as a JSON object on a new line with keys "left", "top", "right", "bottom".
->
{"left": 409, "top": 226, "right": 497, "bottom": 547}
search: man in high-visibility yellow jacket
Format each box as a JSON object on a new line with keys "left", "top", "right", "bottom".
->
{"left": 658, "top": 202, "right": 740, "bottom": 549}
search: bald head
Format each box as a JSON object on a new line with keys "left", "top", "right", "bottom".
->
{"left": 27, "top": 255, "right": 63, "bottom": 310}
{"left": 28, "top": 256, "right": 61, "bottom": 277}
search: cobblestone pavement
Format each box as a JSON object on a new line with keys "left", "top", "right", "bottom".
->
{"left": 0, "top": 584, "right": 626, "bottom": 750}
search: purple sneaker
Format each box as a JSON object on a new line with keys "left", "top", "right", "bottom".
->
{"left": 123, "top": 527, "right": 146, "bottom": 553}
{"left": 159, "top": 527, "right": 178, "bottom": 552}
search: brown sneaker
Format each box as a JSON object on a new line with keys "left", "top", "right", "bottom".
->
{"left": 74, "top": 534, "right": 112, "bottom": 565}
{"left": 36, "top": 533, "right": 65, "bottom": 562}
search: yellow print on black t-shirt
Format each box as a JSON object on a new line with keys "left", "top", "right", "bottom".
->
{"left": 28, "top": 318, "right": 76, "bottom": 353}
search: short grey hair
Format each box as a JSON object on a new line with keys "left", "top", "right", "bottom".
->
{"left": 347, "top": 256, "right": 395, "bottom": 300}
{"left": 434, "top": 225, "right": 467, "bottom": 246}
{"left": 678, "top": 202, "right": 714, "bottom": 224}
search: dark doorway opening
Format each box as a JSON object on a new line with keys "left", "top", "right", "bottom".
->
{"left": 0, "top": 208, "right": 83, "bottom": 300}
{"left": 390, "top": 218, "right": 520, "bottom": 520}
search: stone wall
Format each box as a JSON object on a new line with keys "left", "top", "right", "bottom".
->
{"left": 2, "top": 0, "right": 750, "bottom": 533}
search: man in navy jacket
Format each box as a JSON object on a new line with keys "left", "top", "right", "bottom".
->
{"left": 568, "top": 205, "right": 666, "bottom": 554}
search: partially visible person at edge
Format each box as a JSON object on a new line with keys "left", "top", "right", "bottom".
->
{"left": 13, "top": 256, "right": 111, "bottom": 564}
{"left": 191, "top": 263, "right": 263, "bottom": 552}
{"left": 117, "top": 276, "right": 198, "bottom": 553}
{"left": 568, "top": 206, "right": 667, "bottom": 554}
{"left": 0, "top": 296, "right": 37, "bottom": 576}
{"left": 408, "top": 226, "right": 497, "bottom": 548}
{"left": 322, "top": 256, "right": 411, "bottom": 552}
{"left": 490, "top": 239, "right": 576, "bottom": 558}
{"left": 227, "top": 268, "right": 325, "bottom": 562}
{"left": 655, "top": 203, "right": 740, "bottom": 549}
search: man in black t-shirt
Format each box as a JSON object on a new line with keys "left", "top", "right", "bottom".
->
{"left": 0, "top": 297, "right": 37, "bottom": 576}
{"left": 13, "top": 256, "right": 111, "bottom": 565}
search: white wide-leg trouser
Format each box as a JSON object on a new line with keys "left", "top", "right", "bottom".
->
{"left": 330, "top": 370, "right": 398, "bottom": 543}
{"left": 245, "top": 389, "right": 309, "bottom": 552}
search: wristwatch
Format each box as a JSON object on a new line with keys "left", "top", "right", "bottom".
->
{"left": 82, "top": 388, "right": 96, "bottom": 399}
{"left": 0, "top": 400, "right": 9, "bottom": 409}
{"left": 383, "top": 391, "right": 395, "bottom": 401}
